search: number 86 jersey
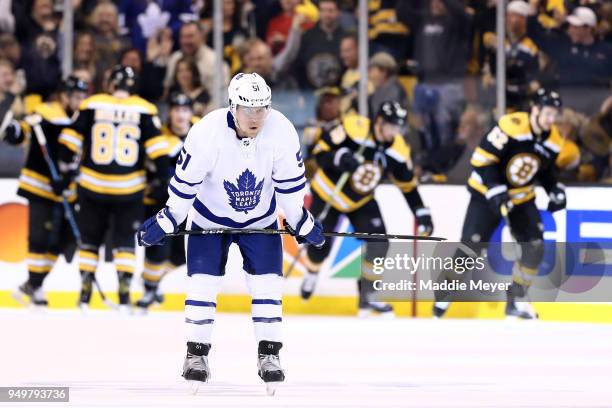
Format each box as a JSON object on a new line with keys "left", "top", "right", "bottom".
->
{"left": 59, "top": 94, "right": 169, "bottom": 201}
{"left": 468, "top": 111, "right": 566, "bottom": 206}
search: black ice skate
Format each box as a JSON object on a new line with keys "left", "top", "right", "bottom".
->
{"left": 300, "top": 271, "right": 318, "bottom": 300}
{"left": 505, "top": 282, "right": 538, "bottom": 319}
{"left": 257, "top": 341, "right": 285, "bottom": 396}
{"left": 432, "top": 301, "right": 450, "bottom": 319}
{"left": 182, "top": 342, "right": 211, "bottom": 394}
{"left": 12, "top": 281, "right": 48, "bottom": 307}
{"left": 505, "top": 299, "right": 538, "bottom": 319}
{"left": 135, "top": 282, "right": 164, "bottom": 313}
{"left": 78, "top": 272, "right": 94, "bottom": 311}
{"left": 357, "top": 278, "right": 394, "bottom": 318}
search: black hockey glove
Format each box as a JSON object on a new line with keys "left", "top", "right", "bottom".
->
{"left": 414, "top": 207, "right": 433, "bottom": 237}
{"left": 1, "top": 120, "right": 22, "bottom": 144}
{"left": 547, "top": 183, "right": 566, "bottom": 213}
{"left": 51, "top": 175, "right": 72, "bottom": 196}
{"left": 337, "top": 149, "right": 362, "bottom": 172}
{"left": 487, "top": 186, "right": 513, "bottom": 217}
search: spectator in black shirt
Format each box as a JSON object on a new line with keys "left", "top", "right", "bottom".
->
{"left": 292, "top": 0, "right": 345, "bottom": 90}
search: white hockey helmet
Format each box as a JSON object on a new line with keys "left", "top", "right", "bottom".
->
{"left": 228, "top": 72, "right": 271, "bottom": 114}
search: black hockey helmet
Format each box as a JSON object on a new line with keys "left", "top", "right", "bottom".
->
{"left": 62, "top": 75, "right": 89, "bottom": 94}
{"left": 108, "top": 65, "right": 137, "bottom": 93}
{"left": 169, "top": 92, "right": 193, "bottom": 109}
{"left": 532, "top": 88, "right": 562, "bottom": 109}
{"left": 376, "top": 101, "right": 408, "bottom": 127}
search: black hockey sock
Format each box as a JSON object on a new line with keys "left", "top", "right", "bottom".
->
{"left": 143, "top": 280, "right": 159, "bottom": 292}
{"left": 187, "top": 342, "right": 211, "bottom": 356}
{"left": 258, "top": 341, "right": 282, "bottom": 356}
{"left": 79, "top": 271, "right": 94, "bottom": 304}
{"left": 118, "top": 272, "right": 133, "bottom": 305}
{"left": 27, "top": 272, "right": 47, "bottom": 289}
{"left": 507, "top": 281, "right": 527, "bottom": 300}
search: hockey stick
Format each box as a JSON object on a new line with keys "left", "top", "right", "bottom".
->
{"left": 168, "top": 227, "right": 446, "bottom": 241}
{"left": 30, "top": 121, "right": 117, "bottom": 310}
{"left": 284, "top": 132, "right": 374, "bottom": 278}
{"left": 0, "top": 93, "right": 16, "bottom": 139}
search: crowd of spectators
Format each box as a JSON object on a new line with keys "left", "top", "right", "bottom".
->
{"left": 0, "top": 0, "right": 610, "bottom": 182}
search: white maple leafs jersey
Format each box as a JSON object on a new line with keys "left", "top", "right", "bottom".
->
{"left": 166, "top": 108, "right": 307, "bottom": 230}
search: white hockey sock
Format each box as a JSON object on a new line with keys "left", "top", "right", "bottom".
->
{"left": 245, "top": 273, "right": 283, "bottom": 343}
{"left": 185, "top": 274, "right": 222, "bottom": 344}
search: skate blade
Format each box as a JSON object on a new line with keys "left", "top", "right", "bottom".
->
{"left": 11, "top": 291, "right": 30, "bottom": 307}
{"left": 188, "top": 380, "right": 202, "bottom": 395}
{"left": 134, "top": 306, "right": 148, "bottom": 316}
{"left": 265, "top": 381, "right": 281, "bottom": 396}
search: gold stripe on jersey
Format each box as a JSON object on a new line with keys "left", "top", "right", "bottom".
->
{"left": 18, "top": 169, "right": 77, "bottom": 202}
{"left": 34, "top": 102, "right": 71, "bottom": 125}
{"left": 58, "top": 128, "right": 84, "bottom": 153}
{"left": 556, "top": 139, "right": 580, "bottom": 170}
{"left": 144, "top": 135, "right": 170, "bottom": 159}
{"left": 390, "top": 175, "right": 418, "bottom": 193}
{"left": 343, "top": 114, "right": 371, "bottom": 142}
{"left": 79, "top": 166, "right": 146, "bottom": 196}
{"left": 80, "top": 94, "right": 158, "bottom": 115}
{"left": 498, "top": 112, "right": 533, "bottom": 140}
{"left": 312, "top": 139, "right": 331, "bottom": 155}
{"left": 470, "top": 147, "right": 501, "bottom": 167}
{"left": 386, "top": 135, "right": 411, "bottom": 164}
{"left": 543, "top": 126, "right": 564, "bottom": 153}
{"left": 468, "top": 173, "right": 536, "bottom": 205}
{"left": 167, "top": 135, "right": 183, "bottom": 158}
{"left": 311, "top": 170, "right": 372, "bottom": 212}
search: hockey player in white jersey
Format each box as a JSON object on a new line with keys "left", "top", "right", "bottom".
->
{"left": 137, "top": 73, "right": 324, "bottom": 395}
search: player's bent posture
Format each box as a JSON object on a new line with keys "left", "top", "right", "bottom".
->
{"left": 58, "top": 66, "right": 169, "bottom": 312}
{"left": 301, "top": 101, "right": 434, "bottom": 317}
{"left": 137, "top": 73, "right": 324, "bottom": 395}
{"left": 3, "top": 77, "right": 89, "bottom": 306}
{"left": 433, "top": 89, "right": 567, "bottom": 319}
{"left": 136, "top": 93, "right": 198, "bottom": 312}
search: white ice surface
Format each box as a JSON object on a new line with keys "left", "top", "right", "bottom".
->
{"left": 1, "top": 310, "right": 611, "bottom": 408}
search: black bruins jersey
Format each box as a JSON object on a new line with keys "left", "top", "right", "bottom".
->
{"left": 143, "top": 118, "right": 198, "bottom": 206}
{"left": 14, "top": 102, "right": 76, "bottom": 203}
{"left": 468, "top": 112, "right": 566, "bottom": 206}
{"left": 369, "top": 0, "right": 410, "bottom": 46}
{"left": 311, "top": 114, "right": 421, "bottom": 213}
{"left": 59, "top": 94, "right": 168, "bottom": 202}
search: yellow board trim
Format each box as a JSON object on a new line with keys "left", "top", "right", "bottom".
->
{"left": 1, "top": 291, "right": 611, "bottom": 324}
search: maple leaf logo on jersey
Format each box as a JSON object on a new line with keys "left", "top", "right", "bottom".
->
{"left": 223, "top": 169, "right": 264, "bottom": 214}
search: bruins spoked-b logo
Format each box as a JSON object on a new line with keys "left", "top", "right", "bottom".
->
{"left": 506, "top": 153, "right": 540, "bottom": 186}
{"left": 223, "top": 169, "right": 264, "bottom": 214}
{"left": 350, "top": 161, "right": 383, "bottom": 195}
